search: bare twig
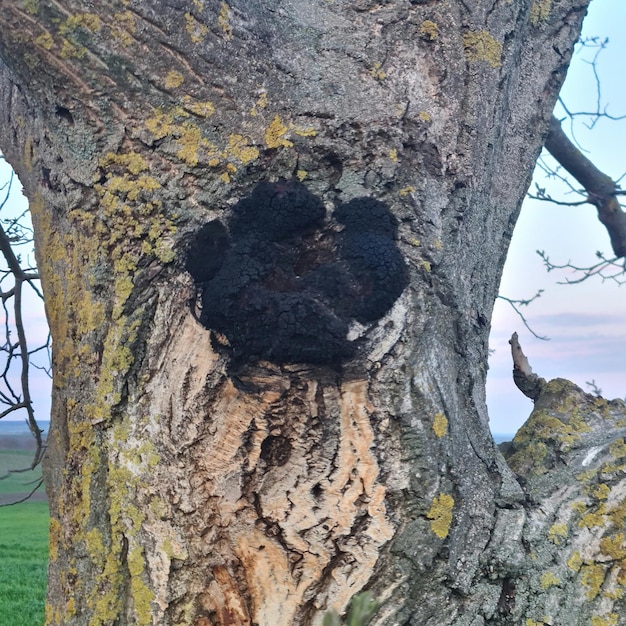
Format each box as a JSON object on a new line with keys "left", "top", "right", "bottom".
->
{"left": 497, "top": 291, "right": 549, "bottom": 340}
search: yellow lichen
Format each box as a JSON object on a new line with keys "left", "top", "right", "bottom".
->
{"left": 591, "top": 615, "right": 619, "bottom": 626}
{"left": 579, "top": 503, "right": 607, "bottom": 529}
{"left": 218, "top": 2, "right": 233, "bottom": 40}
{"left": 296, "top": 170, "right": 308, "bottom": 181}
{"left": 419, "top": 20, "right": 439, "bottom": 40}
{"left": 530, "top": 0, "right": 552, "bottom": 25}
{"left": 293, "top": 126, "right": 317, "bottom": 137}
{"left": 265, "top": 115, "right": 293, "bottom": 148}
{"left": 49, "top": 517, "right": 62, "bottom": 562}
{"left": 128, "top": 547, "right": 155, "bottom": 626}
{"left": 24, "top": 0, "right": 39, "bottom": 14}
{"left": 145, "top": 110, "right": 177, "bottom": 140}
{"left": 592, "top": 483, "right": 611, "bottom": 500}
{"left": 540, "top": 572, "right": 560, "bottom": 589}
{"left": 581, "top": 563, "right": 606, "bottom": 600}
{"left": 23, "top": 136, "right": 35, "bottom": 171}
{"left": 610, "top": 438, "right": 626, "bottom": 459}
{"left": 185, "top": 12, "right": 208, "bottom": 43}
{"left": 165, "top": 71, "right": 184, "bottom": 89}
{"left": 418, "top": 111, "right": 431, "bottom": 122}
{"left": 389, "top": 149, "right": 398, "bottom": 162}
{"left": 432, "top": 412, "right": 448, "bottom": 438}
{"left": 421, "top": 260, "right": 432, "bottom": 273}
{"left": 567, "top": 550, "right": 582, "bottom": 572}
{"left": 177, "top": 126, "right": 206, "bottom": 166}
{"left": 427, "top": 493, "right": 454, "bottom": 538}
{"left": 600, "top": 533, "right": 626, "bottom": 560}
{"left": 399, "top": 186, "right": 415, "bottom": 197}
{"left": 369, "top": 61, "right": 387, "bottom": 80}
{"left": 60, "top": 38, "right": 86, "bottom": 59}
{"left": 227, "top": 134, "right": 259, "bottom": 165}
{"left": 463, "top": 30, "right": 502, "bottom": 68}
{"left": 101, "top": 152, "right": 148, "bottom": 176}
{"left": 547, "top": 522, "right": 567, "bottom": 544}
{"left": 183, "top": 96, "right": 215, "bottom": 117}
{"left": 250, "top": 91, "right": 269, "bottom": 116}
{"left": 59, "top": 13, "right": 101, "bottom": 35}
{"left": 35, "top": 31, "right": 54, "bottom": 50}
{"left": 112, "top": 11, "right": 136, "bottom": 46}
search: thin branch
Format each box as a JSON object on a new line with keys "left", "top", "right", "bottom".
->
{"left": 0, "top": 477, "right": 44, "bottom": 507}
{"left": 545, "top": 115, "right": 626, "bottom": 258}
{"left": 497, "top": 291, "right": 549, "bottom": 340}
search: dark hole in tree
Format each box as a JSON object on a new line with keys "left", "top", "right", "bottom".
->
{"left": 185, "top": 179, "right": 408, "bottom": 366}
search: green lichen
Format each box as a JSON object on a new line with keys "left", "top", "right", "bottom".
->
{"left": 463, "top": 30, "right": 502, "bottom": 68}
{"left": 427, "top": 493, "right": 454, "bottom": 538}
{"left": 507, "top": 441, "right": 548, "bottom": 475}
{"left": 23, "top": 0, "right": 39, "bottom": 14}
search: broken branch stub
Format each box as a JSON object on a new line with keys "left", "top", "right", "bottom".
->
{"left": 509, "top": 332, "right": 546, "bottom": 400}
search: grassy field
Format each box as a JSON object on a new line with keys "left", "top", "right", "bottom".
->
{"left": 0, "top": 450, "right": 44, "bottom": 496}
{"left": 0, "top": 450, "right": 48, "bottom": 626}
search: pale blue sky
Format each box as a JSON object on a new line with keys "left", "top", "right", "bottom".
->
{"left": 488, "top": 0, "right": 626, "bottom": 434}
{"left": 1, "top": 0, "right": 624, "bottom": 434}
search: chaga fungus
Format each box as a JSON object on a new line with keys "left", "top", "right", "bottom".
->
{"left": 186, "top": 179, "right": 408, "bottom": 365}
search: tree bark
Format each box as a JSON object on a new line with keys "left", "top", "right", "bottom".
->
{"left": 2, "top": 1, "right": 624, "bottom": 625}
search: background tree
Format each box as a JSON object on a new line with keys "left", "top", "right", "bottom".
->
{"left": 0, "top": 163, "right": 47, "bottom": 472}
{"left": 0, "top": 1, "right": 625, "bottom": 625}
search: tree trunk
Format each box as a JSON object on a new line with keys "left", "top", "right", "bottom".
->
{"left": 1, "top": 1, "right": 624, "bottom": 625}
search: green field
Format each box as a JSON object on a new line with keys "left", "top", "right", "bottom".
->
{"left": 0, "top": 450, "right": 44, "bottom": 496}
{"left": 0, "top": 450, "right": 48, "bottom": 626}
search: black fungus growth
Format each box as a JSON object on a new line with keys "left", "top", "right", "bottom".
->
{"left": 186, "top": 179, "right": 408, "bottom": 365}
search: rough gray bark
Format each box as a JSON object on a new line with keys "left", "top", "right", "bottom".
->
{"left": 1, "top": 1, "right": 623, "bottom": 625}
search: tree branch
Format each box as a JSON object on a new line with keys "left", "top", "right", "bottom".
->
{"left": 545, "top": 115, "right": 626, "bottom": 257}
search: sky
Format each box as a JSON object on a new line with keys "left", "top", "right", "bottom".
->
{"left": 0, "top": 0, "right": 625, "bottom": 435}
{"left": 487, "top": 0, "right": 626, "bottom": 434}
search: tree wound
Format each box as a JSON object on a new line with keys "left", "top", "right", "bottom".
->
{"left": 185, "top": 179, "right": 408, "bottom": 365}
